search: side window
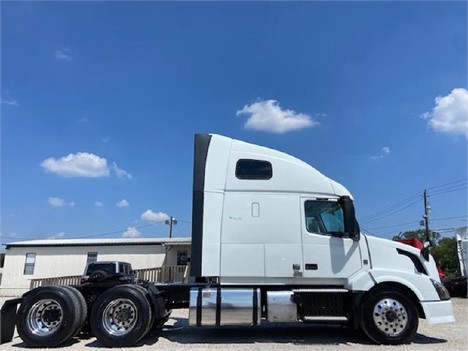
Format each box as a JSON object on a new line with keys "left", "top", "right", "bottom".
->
{"left": 177, "top": 250, "right": 188, "bottom": 265}
{"left": 24, "top": 253, "right": 36, "bottom": 275}
{"left": 118, "top": 263, "right": 131, "bottom": 274}
{"left": 236, "top": 159, "right": 272, "bottom": 180}
{"left": 87, "top": 252, "right": 98, "bottom": 266}
{"left": 305, "top": 201, "right": 344, "bottom": 235}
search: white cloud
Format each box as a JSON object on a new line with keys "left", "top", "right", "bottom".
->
{"left": 122, "top": 227, "right": 141, "bottom": 238}
{"left": 141, "top": 209, "right": 170, "bottom": 222}
{"left": 1, "top": 98, "right": 19, "bottom": 107}
{"left": 41, "top": 152, "right": 110, "bottom": 178}
{"left": 48, "top": 232, "right": 65, "bottom": 239}
{"left": 41, "top": 152, "right": 132, "bottom": 180}
{"left": 371, "top": 146, "right": 391, "bottom": 161}
{"left": 55, "top": 47, "right": 72, "bottom": 61}
{"left": 48, "top": 197, "right": 75, "bottom": 207}
{"left": 95, "top": 201, "right": 104, "bottom": 207}
{"left": 422, "top": 88, "right": 468, "bottom": 135}
{"left": 116, "top": 199, "right": 129, "bottom": 208}
{"left": 237, "top": 99, "right": 318, "bottom": 133}
{"left": 113, "top": 162, "right": 133, "bottom": 180}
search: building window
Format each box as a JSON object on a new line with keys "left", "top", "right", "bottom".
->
{"left": 24, "top": 253, "right": 36, "bottom": 275}
{"left": 177, "top": 250, "right": 188, "bottom": 265}
{"left": 87, "top": 252, "right": 98, "bottom": 265}
{"left": 236, "top": 159, "right": 273, "bottom": 180}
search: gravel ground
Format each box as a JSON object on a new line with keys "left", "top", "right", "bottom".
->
{"left": 0, "top": 297, "right": 466, "bottom": 351}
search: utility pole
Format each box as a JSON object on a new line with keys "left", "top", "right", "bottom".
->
{"left": 423, "top": 190, "right": 431, "bottom": 245}
{"left": 165, "top": 217, "right": 177, "bottom": 238}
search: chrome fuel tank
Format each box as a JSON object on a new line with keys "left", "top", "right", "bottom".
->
{"left": 189, "top": 288, "right": 260, "bottom": 326}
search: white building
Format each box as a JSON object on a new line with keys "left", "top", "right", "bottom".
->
{"left": 0, "top": 237, "right": 191, "bottom": 296}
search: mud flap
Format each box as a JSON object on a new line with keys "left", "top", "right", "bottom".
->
{"left": 146, "top": 284, "right": 171, "bottom": 329}
{"left": 1, "top": 298, "right": 22, "bottom": 344}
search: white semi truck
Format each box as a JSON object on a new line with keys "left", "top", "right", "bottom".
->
{"left": 0, "top": 134, "right": 455, "bottom": 347}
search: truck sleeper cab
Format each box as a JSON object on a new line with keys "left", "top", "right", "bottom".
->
{"left": 0, "top": 133, "right": 454, "bottom": 348}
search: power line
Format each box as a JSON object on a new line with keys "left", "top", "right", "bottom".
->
{"left": 360, "top": 198, "right": 421, "bottom": 224}
{"left": 427, "top": 178, "right": 467, "bottom": 190}
{"left": 360, "top": 179, "right": 467, "bottom": 224}
{"left": 431, "top": 185, "right": 467, "bottom": 197}
{"left": 364, "top": 215, "right": 467, "bottom": 232}
{"left": 359, "top": 192, "right": 421, "bottom": 222}
{"left": 1, "top": 217, "right": 194, "bottom": 244}
{"left": 365, "top": 220, "right": 420, "bottom": 231}
{"left": 432, "top": 215, "right": 468, "bottom": 222}
{"left": 1, "top": 223, "right": 163, "bottom": 243}
{"left": 177, "top": 219, "right": 192, "bottom": 224}
{"left": 75, "top": 223, "right": 160, "bottom": 239}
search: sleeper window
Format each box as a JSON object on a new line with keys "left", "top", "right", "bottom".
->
{"left": 236, "top": 159, "right": 272, "bottom": 180}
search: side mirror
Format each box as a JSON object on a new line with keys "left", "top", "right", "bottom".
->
{"left": 421, "top": 240, "right": 431, "bottom": 261}
{"left": 339, "top": 196, "right": 361, "bottom": 241}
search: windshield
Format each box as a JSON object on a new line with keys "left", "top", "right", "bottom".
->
{"left": 305, "top": 200, "right": 344, "bottom": 235}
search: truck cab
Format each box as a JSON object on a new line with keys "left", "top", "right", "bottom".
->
{"left": 189, "top": 134, "right": 454, "bottom": 344}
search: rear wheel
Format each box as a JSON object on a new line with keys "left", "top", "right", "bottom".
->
{"left": 360, "top": 288, "right": 418, "bottom": 345}
{"left": 90, "top": 285, "right": 152, "bottom": 347}
{"left": 16, "top": 286, "right": 79, "bottom": 347}
{"left": 59, "top": 286, "right": 88, "bottom": 337}
{"left": 131, "top": 285, "right": 155, "bottom": 335}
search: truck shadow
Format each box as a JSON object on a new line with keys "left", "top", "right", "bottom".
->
{"left": 153, "top": 318, "right": 447, "bottom": 345}
{"left": 84, "top": 336, "right": 159, "bottom": 348}
{"left": 153, "top": 317, "right": 447, "bottom": 346}
{"left": 413, "top": 334, "right": 448, "bottom": 344}
{"left": 10, "top": 319, "right": 447, "bottom": 348}
{"left": 12, "top": 337, "right": 82, "bottom": 348}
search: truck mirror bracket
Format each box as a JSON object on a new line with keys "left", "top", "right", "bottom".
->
{"left": 339, "top": 196, "right": 360, "bottom": 241}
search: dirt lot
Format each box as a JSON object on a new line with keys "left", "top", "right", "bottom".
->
{"left": 0, "top": 298, "right": 466, "bottom": 351}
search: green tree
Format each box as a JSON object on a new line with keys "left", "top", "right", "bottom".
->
{"left": 431, "top": 237, "right": 458, "bottom": 277}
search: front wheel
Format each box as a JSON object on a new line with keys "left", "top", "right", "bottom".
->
{"left": 360, "top": 288, "right": 419, "bottom": 345}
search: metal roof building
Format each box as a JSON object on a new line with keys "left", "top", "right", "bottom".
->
{"left": 1, "top": 237, "right": 191, "bottom": 297}
{"left": 4, "top": 237, "right": 191, "bottom": 248}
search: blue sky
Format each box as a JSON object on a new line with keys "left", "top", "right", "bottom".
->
{"left": 1, "top": 1, "right": 467, "bottom": 245}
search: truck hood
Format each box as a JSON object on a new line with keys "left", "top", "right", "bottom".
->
{"left": 364, "top": 234, "right": 441, "bottom": 281}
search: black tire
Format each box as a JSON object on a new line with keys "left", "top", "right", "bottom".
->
{"left": 360, "top": 288, "right": 419, "bottom": 345}
{"left": 90, "top": 285, "right": 152, "bottom": 347}
{"left": 16, "top": 286, "right": 80, "bottom": 347}
{"left": 59, "top": 286, "right": 88, "bottom": 337}
{"left": 131, "top": 285, "right": 155, "bottom": 335}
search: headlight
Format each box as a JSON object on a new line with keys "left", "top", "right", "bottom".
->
{"left": 431, "top": 278, "right": 451, "bottom": 300}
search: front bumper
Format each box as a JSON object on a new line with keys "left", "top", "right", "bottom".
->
{"left": 421, "top": 300, "right": 455, "bottom": 324}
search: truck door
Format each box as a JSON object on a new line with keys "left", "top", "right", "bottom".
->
{"left": 301, "top": 197, "right": 362, "bottom": 279}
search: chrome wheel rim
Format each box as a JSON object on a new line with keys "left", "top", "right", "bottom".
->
{"left": 373, "top": 298, "right": 408, "bottom": 336}
{"left": 26, "top": 299, "right": 63, "bottom": 336}
{"left": 102, "top": 298, "right": 138, "bottom": 336}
